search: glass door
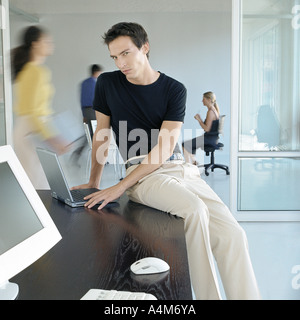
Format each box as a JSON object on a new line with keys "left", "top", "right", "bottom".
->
{"left": 0, "top": 0, "right": 12, "bottom": 146}
{"left": 0, "top": 2, "right": 5, "bottom": 145}
{"left": 231, "top": 0, "right": 300, "bottom": 221}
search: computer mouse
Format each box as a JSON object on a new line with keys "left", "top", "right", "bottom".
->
{"left": 130, "top": 257, "right": 170, "bottom": 275}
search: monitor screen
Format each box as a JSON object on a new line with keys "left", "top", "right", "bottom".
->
{"left": 0, "top": 162, "right": 43, "bottom": 255}
{"left": 0, "top": 145, "right": 61, "bottom": 300}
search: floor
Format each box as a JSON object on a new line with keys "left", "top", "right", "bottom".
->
{"left": 60, "top": 146, "right": 300, "bottom": 300}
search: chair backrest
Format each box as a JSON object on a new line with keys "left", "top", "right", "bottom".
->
{"left": 256, "top": 105, "right": 280, "bottom": 148}
{"left": 90, "top": 120, "right": 97, "bottom": 134}
{"left": 204, "top": 115, "right": 226, "bottom": 152}
{"left": 90, "top": 120, "right": 118, "bottom": 148}
{"left": 218, "top": 115, "right": 226, "bottom": 135}
{"left": 83, "top": 123, "right": 93, "bottom": 149}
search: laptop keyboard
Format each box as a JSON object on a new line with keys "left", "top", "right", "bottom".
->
{"left": 70, "top": 188, "right": 99, "bottom": 202}
{"left": 70, "top": 189, "right": 85, "bottom": 202}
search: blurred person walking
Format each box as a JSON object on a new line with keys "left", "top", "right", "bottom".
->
{"left": 12, "top": 26, "right": 68, "bottom": 189}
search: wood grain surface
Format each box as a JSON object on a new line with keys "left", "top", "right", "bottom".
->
{"left": 12, "top": 191, "right": 192, "bottom": 300}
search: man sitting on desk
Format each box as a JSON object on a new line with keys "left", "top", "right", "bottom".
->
{"left": 72, "top": 22, "right": 261, "bottom": 300}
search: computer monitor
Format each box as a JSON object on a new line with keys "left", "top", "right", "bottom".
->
{"left": 0, "top": 145, "right": 62, "bottom": 300}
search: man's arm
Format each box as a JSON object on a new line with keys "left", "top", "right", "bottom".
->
{"left": 84, "top": 120, "right": 183, "bottom": 210}
{"left": 71, "top": 111, "right": 111, "bottom": 190}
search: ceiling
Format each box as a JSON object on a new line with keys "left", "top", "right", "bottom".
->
{"left": 9, "top": 0, "right": 232, "bottom": 15}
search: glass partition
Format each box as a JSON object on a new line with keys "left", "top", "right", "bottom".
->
{"left": 232, "top": 0, "right": 300, "bottom": 221}
{"left": 240, "top": 0, "right": 300, "bottom": 152}
{"left": 238, "top": 157, "right": 300, "bottom": 211}
{"left": 0, "top": 0, "right": 12, "bottom": 146}
{"left": 0, "top": 10, "right": 5, "bottom": 146}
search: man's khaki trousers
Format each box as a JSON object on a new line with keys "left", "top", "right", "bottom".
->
{"left": 126, "top": 161, "right": 261, "bottom": 300}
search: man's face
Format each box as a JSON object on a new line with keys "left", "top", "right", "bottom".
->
{"left": 108, "top": 36, "right": 149, "bottom": 83}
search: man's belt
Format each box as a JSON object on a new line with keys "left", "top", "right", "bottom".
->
{"left": 125, "top": 153, "right": 184, "bottom": 170}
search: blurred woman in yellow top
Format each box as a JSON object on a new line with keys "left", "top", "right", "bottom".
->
{"left": 12, "top": 26, "right": 68, "bottom": 189}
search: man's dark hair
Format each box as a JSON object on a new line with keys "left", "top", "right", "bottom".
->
{"left": 103, "top": 22, "right": 149, "bottom": 58}
{"left": 91, "top": 64, "right": 103, "bottom": 75}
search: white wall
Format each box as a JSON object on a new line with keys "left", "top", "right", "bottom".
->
{"left": 10, "top": 10, "right": 232, "bottom": 161}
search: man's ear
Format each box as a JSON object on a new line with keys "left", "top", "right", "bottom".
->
{"left": 142, "top": 42, "right": 150, "bottom": 56}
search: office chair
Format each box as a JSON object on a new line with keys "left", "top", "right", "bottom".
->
{"left": 202, "top": 115, "right": 230, "bottom": 176}
{"left": 90, "top": 120, "right": 124, "bottom": 180}
{"left": 256, "top": 105, "right": 281, "bottom": 150}
{"left": 83, "top": 122, "right": 93, "bottom": 179}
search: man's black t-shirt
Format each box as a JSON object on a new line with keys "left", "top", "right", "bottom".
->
{"left": 93, "top": 71, "right": 186, "bottom": 161}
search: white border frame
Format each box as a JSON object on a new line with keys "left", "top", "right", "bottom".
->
{"left": 231, "top": 0, "right": 300, "bottom": 221}
{"left": 0, "top": 145, "right": 61, "bottom": 285}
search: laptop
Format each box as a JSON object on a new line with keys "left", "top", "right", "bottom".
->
{"left": 36, "top": 148, "right": 104, "bottom": 208}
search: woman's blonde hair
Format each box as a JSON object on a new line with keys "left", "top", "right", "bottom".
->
{"left": 203, "top": 91, "right": 220, "bottom": 115}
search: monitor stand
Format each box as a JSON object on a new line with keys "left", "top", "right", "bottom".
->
{"left": 0, "top": 281, "right": 19, "bottom": 300}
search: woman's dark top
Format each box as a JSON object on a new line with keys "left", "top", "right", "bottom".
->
{"left": 204, "top": 119, "right": 219, "bottom": 148}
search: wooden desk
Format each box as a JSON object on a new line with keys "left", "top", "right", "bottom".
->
{"left": 12, "top": 191, "right": 192, "bottom": 300}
